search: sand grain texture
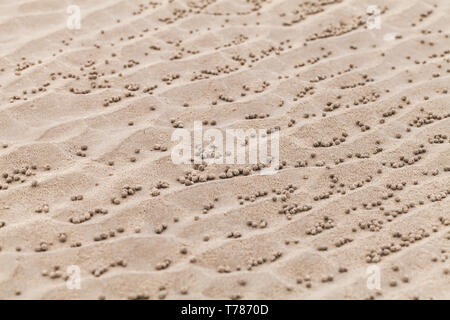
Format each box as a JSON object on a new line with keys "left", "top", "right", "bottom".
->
{"left": 0, "top": 0, "right": 449, "bottom": 300}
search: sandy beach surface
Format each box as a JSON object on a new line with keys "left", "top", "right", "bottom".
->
{"left": 0, "top": 0, "right": 449, "bottom": 300}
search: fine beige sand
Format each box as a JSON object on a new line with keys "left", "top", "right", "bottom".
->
{"left": 0, "top": 0, "right": 449, "bottom": 300}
